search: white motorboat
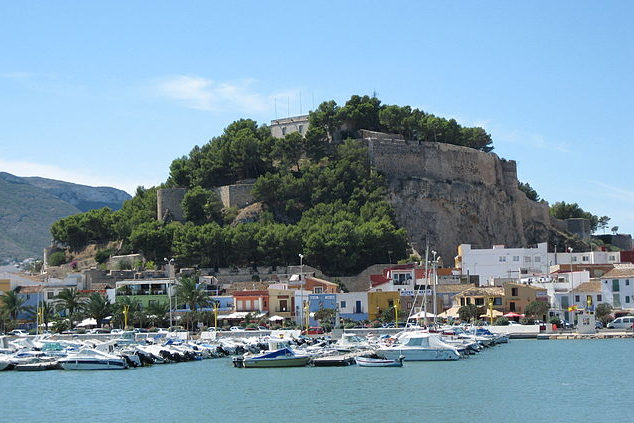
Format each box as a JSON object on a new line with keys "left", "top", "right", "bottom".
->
{"left": 355, "top": 353, "right": 404, "bottom": 367}
{"left": 58, "top": 348, "right": 128, "bottom": 370}
{"left": 335, "top": 333, "right": 373, "bottom": 352}
{"left": 376, "top": 332, "right": 461, "bottom": 361}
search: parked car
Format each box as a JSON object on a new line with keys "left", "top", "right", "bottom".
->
{"left": 302, "top": 327, "right": 325, "bottom": 335}
{"left": 8, "top": 329, "right": 29, "bottom": 337}
{"left": 230, "top": 326, "right": 243, "bottom": 331}
{"left": 110, "top": 328, "right": 124, "bottom": 334}
{"left": 507, "top": 321, "right": 522, "bottom": 326}
{"left": 257, "top": 326, "right": 268, "bottom": 331}
{"left": 595, "top": 321, "right": 604, "bottom": 329}
{"left": 606, "top": 316, "right": 634, "bottom": 329}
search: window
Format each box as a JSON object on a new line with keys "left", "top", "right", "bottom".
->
{"left": 499, "top": 256, "right": 506, "bottom": 262}
{"left": 509, "top": 302, "right": 516, "bottom": 311}
{"left": 582, "top": 256, "right": 589, "bottom": 262}
{"left": 475, "top": 298, "right": 484, "bottom": 306}
{"left": 572, "top": 256, "right": 577, "bottom": 262}
{"left": 575, "top": 295, "right": 580, "bottom": 302}
{"left": 298, "top": 125, "right": 303, "bottom": 134}
{"left": 340, "top": 300, "right": 346, "bottom": 308}
{"left": 626, "top": 296, "right": 631, "bottom": 304}
{"left": 511, "top": 287, "right": 519, "bottom": 296}
{"left": 613, "top": 280, "right": 620, "bottom": 292}
{"left": 627, "top": 280, "right": 630, "bottom": 286}
{"left": 524, "top": 256, "right": 531, "bottom": 262}
{"left": 460, "top": 298, "right": 466, "bottom": 306}
{"left": 493, "top": 297, "right": 502, "bottom": 305}
{"left": 314, "top": 286, "right": 323, "bottom": 293}
{"left": 609, "top": 255, "right": 615, "bottom": 261}
{"left": 513, "top": 256, "right": 520, "bottom": 262}
{"left": 597, "top": 294, "right": 602, "bottom": 302}
{"left": 613, "top": 294, "right": 621, "bottom": 307}
{"left": 466, "top": 298, "right": 472, "bottom": 305}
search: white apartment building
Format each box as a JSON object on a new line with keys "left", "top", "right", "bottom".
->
{"left": 456, "top": 243, "right": 549, "bottom": 286}
{"left": 548, "top": 250, "right": 620, "bottom": 266}
{"left": 600, "top": 265, "right": 634, "bottom": 310}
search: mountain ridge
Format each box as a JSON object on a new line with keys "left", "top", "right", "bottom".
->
{"left": 0, "top": 172, "right": 131, "bottom": 261}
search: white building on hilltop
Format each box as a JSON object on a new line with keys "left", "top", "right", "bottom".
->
{"left": 456, "top": 243, "right": 548, "bottom": 286}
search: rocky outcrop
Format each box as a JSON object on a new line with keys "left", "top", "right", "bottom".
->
{"left": 362, "top": 132, "right": 552, "bottom": 262}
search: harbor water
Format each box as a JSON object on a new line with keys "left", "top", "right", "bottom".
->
{"left": 2, "top": 338, "right": 631, "bottom": 423}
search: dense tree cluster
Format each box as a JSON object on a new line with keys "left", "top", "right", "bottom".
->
{"left": 51, "top": 95, "right": 499, "bottom": 275}
{"left": 549, "top": 201, "right": 608, "bottom": 233}
{"left": 308, "top": 95, "right": 494, "bottom": 152}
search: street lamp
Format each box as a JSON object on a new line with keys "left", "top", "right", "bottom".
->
{"left": 164, "top": 257, "right": 175, "bottom": 328}
{"left": 299, "top": 253, "right": 304, "bottom": 326}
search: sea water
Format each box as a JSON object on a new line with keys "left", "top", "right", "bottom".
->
{"left": 1, "top": 339, "right": 631, "bottom": 423}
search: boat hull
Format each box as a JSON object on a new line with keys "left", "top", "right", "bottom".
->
{"left": 59, "top": 359, "right": 128, "bottom": 370}
{"left": 355, "top": 356, "right": 403, "bottom": 367}
{"left": 377, "top": 348, "right": 460, "bottom": 361}
{"left": 241, "top": 356, "right": 311, "bottom": 368}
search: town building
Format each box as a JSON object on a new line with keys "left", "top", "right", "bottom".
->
{"left": 456, "top": 243, "right": 549, "bottom": 286}
{"left": 599, "top": 265, "right": 634, "bottom": 311}
{"left": 270, "top": 115, "right": 309, "bottom": 138}
{"left": 233, "top": 290, "right": 269, "bottom": 313}
{"left": 337, "top": 292, "right": 368, "bottom": 321}
{"left": 114, "top": 279, "right": 172, "bottom": 310}
{"left": 367, "top": 291, "right": 400, "bottom": 321}
{"left": 308, "top": 293, "right": 337, "bottom": 327}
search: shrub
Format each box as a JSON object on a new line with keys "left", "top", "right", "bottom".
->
{"left": 495, "top": 317, "right": 510, "bottom": 326}
{"left": 48, "top": 251, "right": 68, "bottom": 267}
{"left": 344, "top": 322, "right": 357, "bottom": 329}
{"left": 549, "top": 317, "right": 561, "bottom": 326}
{"left": 95, "top": 249, "right": 112, "bottom": 264}
{"left": 519, "top": 317, "right": 533, "bottom": 325}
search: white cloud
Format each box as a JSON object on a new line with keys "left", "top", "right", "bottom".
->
{"left": 0, "top": 159, "right": 157, "bottom": 195}
{"left": 154, "top": 75, "right": 273, "bottom": 113}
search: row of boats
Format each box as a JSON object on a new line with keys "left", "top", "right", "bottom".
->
{"left": 233, "top": 326, "right": 509, "bottom": 368}
{"left": 0, "top": 325, "right": 508, "bottom": 371}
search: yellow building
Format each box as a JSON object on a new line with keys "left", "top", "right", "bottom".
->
{"left": 454, "top": 286, "right": 505, "bottom": 312}
{"left": 503, "top": 282, "right": 548, "bottom": 314}
{"left": 267, "top": 288, "right": 296, "bottom": 320}
{"left": 367, "top": 291, "right": 401, "bottom": 321}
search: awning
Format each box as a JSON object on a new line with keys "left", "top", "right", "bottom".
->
{"left": 410, "top": 311, "right": 437, "bottom": 319}
{"left": 219, "top": 312, "right": 266, "bottom": 319}
{"left": 76, "top": 318, "right": 98, "bottom": 327}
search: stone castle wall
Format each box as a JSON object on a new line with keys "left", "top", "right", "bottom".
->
{"left": 157, "top": 188, "right": 186, "bottom": 222}
{"left": 362, "top": 133, "right": 552, "bottom": 262}
{"left": 215, "top": 183, "right": 254, "bottom": 209}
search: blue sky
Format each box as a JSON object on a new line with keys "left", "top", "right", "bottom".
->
{"left": 1, "top": 1, "right": 633, "bottom": 234}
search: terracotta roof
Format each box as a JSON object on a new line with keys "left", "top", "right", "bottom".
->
{"left": 602, "top": 264, "right": 634, "bottom": 279}
{"left": 455, "top": 286, "right": 504, "bottom": 297}
{"left": 370, "top": 274, "right": 391, "bottom": 287}
{"left": 571, "top": 280, "right": 602, "bottom": 293}
{"left": 305, "top": 276, "right": 338, "bottom": 286}
{"left": 436, "top": 283, "right": 475, "bottom": 293}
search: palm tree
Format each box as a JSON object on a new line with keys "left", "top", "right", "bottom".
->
{"left": 146, "top": 301, "right": 169, "bottom": 328}
{"left": 0, "top": 290, "right": 27, "bottom": 321}
{"left": 175, "top": 276, "right": 210, "bottom": 312}
{"left": 54, "top": 287, "right": 86, "bottom": 329}
{"left": 84, "top": 292, "right": 113, "bottom": 328}
{"left": 175, "top": 276, "right": 210, "bottom": 331}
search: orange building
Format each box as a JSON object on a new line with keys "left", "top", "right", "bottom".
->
{"left": 289, "top": 276, "right": 339, "bottom": 294}
{"left": 233, "top": 290, "right": 269, "bottom": 313}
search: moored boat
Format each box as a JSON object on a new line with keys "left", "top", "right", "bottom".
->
{"left": 234, "top": 347, "right": 310, "bottom": 368}
{"left": 355, "top": 353, "right": 404, "bottom": 367}
{"left": 58, "top": 348, "right": 128, "bottom": 370}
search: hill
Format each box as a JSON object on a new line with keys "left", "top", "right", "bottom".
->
{"left": 0, "top": 172, "right": 131, "bottom": 262}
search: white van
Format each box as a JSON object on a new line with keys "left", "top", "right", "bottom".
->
{"left": 606, "top": 316, "right": 634, "bottom": 329}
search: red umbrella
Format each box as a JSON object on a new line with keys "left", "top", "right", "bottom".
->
{"left": 504, "top": 312, "right": 523, "bottom": 317}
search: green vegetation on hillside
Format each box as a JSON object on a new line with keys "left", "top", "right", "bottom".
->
{"left": 50, "top": 95, "right": 497, "bottom": 275}
{"left": 549, "top": 201, "right": 609, "bottom": 233}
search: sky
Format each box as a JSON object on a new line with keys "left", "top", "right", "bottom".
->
{"left": 1, "top": 1, "right": 633, "bottom": 233}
